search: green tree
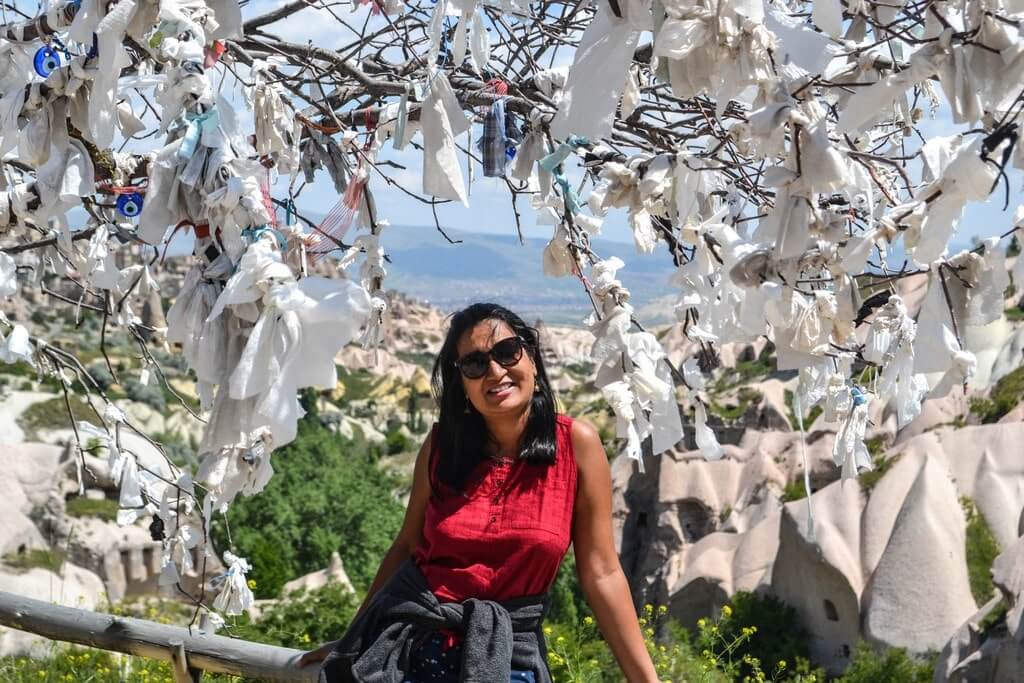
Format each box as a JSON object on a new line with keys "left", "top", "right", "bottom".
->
{"left": 837, "top": 642, "right": 934, "bottom": 682}
{"left": 211, "top": 416, "right": 404, "bottom": 598}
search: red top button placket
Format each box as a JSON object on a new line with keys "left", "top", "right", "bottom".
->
{"left": 488, "top": 461, "right": 508, "bottom": 528}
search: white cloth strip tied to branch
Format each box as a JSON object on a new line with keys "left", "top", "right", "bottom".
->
{"left": 213, "top": 551, "right": 255, "bottom": 616}
{"left": 587, "top": 257, "right": 684, "bottom": 471}
{"left": 196, "top": 233, "right": 371, "bottom": 508}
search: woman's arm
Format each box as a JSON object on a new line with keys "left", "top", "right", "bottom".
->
{"left": 298, "top": 429, "right": 434, "bottom": 667}
{"left": 570, "top": 419, "right": 660, "bottom": 683}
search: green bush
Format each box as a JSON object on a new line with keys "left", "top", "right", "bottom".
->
{"left": 65, "top": 496, "right": 119, "bottom": 522}
{"left": 124, "top": 380, "right": 167, "bottom": 411}
{"left": 0, "top": 645, "right": 240, "bottom": 682}
{"left": 782, "top": 480, "right": 810, "bottom": 502}
{"left": 86, "top": 361, "right": 115, "bottom": 391}
{"left": 962, "top": 497, "right": 1000, "bottom": 604}
{"left": 711, "top": 591, "right": 821, "bottom": 681}
{"left": 714, "top": 347, "right": 775, "bottom": 392}
{"left": 836, "top": 642, "right": 935, "bottom": 682}
{"left": 228, "top": 581, "right": 360, "bottom": 650}
{"left": 709, "top": 387, "right": 761, "bottom": 422}
{"left": 1, "top": 548, "right": 65, "bottom": 573}
{"left": 385, "top": 427, "right": 411, "bottom": 455}
{"left": 784, "top": 389, "right": 823, "bottom": 430}
{"left": 969, "top": 366, "right": 1024, "bottom": 423}
{"left": 859, "top": 454, "right": 900, "bottom": 493}
{"left": 152, "top": 430, "right": 198, "bottom": 467}
{"left": 548, "top": 552, "right": 593, "bottom": 625}
{"left": 211, "top": 416, "right": 404, "bottom": 599}
{"left": 17, "top": 395, "right": 95, "bottom": 438}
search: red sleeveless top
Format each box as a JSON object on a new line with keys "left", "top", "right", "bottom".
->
{"left": 413, "top": 415, "right": 578, "bottom": 603}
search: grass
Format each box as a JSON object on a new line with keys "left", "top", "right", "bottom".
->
{"left": 1005, "top": 307, "right": 1024, "bottom": 321}
{"left": 864, "top": 436, "right": 887, "bottom": 457}
{"left": 65, "top": 496, "right": 119, "bottom": 522}
{"left": 334, "top": 366, "right": 379, "bottom": 403}
{"left": 0, "top": 645, "right": 241, "bottom": 682}
{"left": 968, "top": 366, "right": 1024, "bottom": 423}
{"left": 709, "top": 387, "right": 762, "bottom": 422}
{"left": 712, "top": 348, "right": 775, "bottom": 392}
{"left": 2, "top": 548, "right": 65, "bottom": 573}
{"left": 782, "top": 480, "right": 810, "bottom": 502}
{"left": 394, "top": 350, "right": 436, "bottom": 369}
{"left": 859, "top": 453, "right": 899, "bottom": 493}
{"left": 961, "top": 496, "right": 1001, "bottom": 604}
{"left": 564, "top": 360, "right": 597, "bottom": 377}
{"left": 17, "top": 395, "right": 96, "bottom": 440}
{"left": 784, "top": 389, "right": 823, "bottom": 430}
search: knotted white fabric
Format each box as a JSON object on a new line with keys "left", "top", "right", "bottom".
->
{"left": 551, "top": 0, "right": 646, "bottom": 141}
{"left": 213, "top": 551, "right": 255, "bottom": 616}
{"left": 421, "top": 71, "right": 471, "bottom": 205}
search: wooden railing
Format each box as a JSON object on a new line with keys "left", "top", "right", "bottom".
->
{"left": 0, "top": 591, "right": 318, "bottom": 682}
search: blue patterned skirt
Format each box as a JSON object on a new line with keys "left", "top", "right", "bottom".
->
{"left": 403, "top": 632, "right": 537, "bottom": 682}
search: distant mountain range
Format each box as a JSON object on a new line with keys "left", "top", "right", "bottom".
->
{"left": 374, "top": 224, "right": 679, "bottom": 326}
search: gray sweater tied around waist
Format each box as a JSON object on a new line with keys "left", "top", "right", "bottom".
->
{"left": 318, "top": 557, "right": 553, "bottom": 683}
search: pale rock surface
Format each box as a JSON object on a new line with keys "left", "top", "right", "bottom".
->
{"left": 0, "top": 562, "right": 106, "bottom": 657}
{"left": 667, "top": 511, "right": 780, "bottom": 628}
{"left": 539, "top": 324, "right": 595, "bottom": 365}
{"left": 623, "top": 420, "right": 1023, "bottom": 670}
{"left": 754, "top": 378, "right": 796, "bottom": 431}
{"left": 988, "top": 323, "right": 1024, "bottom": 386}
{"left": 0, "top": 391, "right": 57, "bottom": 444}
{"left": 861, "top": 455, "right": 977, "bottom": 653}
{"left": 968, "top": 317, "right": 1023, "bottom": 389}
{"left": 0, "top": 443, "right": 65, "bottom": 556}
{"left": 936, "top": 536, "right": 1024, "bottom": 682}
{"left": 893, "top": 393, "right": 969, "bottom": 444}
{"left": 118, "top": 401, "right": 168, "bottom": 437}
{"left": 771, "top": 480, "right": 865, "bottom": 674}
{"left": 337, "top": 345, "right": 424, "bottom": 383}
{"left": 282, "top": 551, "right": 356, "bottom": 596}
{"left": 891, "top": 424, "right": 1024, "bottom": 546}
{"left": 736, "top": 430, "right": 839, "bottom": 491}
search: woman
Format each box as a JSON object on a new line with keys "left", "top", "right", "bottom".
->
{"left": 299, "top": 303, "right": 660, "bottom": 682}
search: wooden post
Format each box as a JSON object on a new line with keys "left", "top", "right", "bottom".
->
{"left": 0, "top": 590, "right": 318, "bottom": 682}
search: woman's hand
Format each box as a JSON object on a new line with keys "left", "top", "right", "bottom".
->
{"left": 297, "top": 639, "right": 338, "bottom": 668}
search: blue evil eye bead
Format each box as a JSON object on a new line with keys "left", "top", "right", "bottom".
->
{"left": 851, "top": 385, "right": 867, "bottom": 406}
{"left": 33, "top": 46, "right": 61, "bottom": 78}
{"left": 116, "top": 192, "right": 144, "bottom": 217}
{"left": 505, "top": 145, "right": 517, "bottom": 160}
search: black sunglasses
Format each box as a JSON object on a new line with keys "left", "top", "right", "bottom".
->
{"left": 454, "top": 336, "right": 527, "bottom": 379}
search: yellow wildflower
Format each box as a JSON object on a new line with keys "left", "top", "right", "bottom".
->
{"left": 721, "top": 604, "right": 732, "bottom": 618}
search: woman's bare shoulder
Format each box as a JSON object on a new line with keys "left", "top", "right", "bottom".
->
{"left": 568, "top": 416, "right": 605, "bottom": 470}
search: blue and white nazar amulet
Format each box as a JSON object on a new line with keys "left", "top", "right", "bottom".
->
{"left": 116, "top": 193, "right": 145, "bottom": 218}
{"left": 33, "top": 45, "right": 61, "bottom": 78}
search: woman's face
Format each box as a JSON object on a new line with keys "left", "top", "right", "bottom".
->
{"left": 456, "top": 319, "right": 537, "bottom": 419}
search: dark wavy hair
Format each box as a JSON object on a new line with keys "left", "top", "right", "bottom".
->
{"left": 430, "top": 303, "right": 557, "bottom": 494}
